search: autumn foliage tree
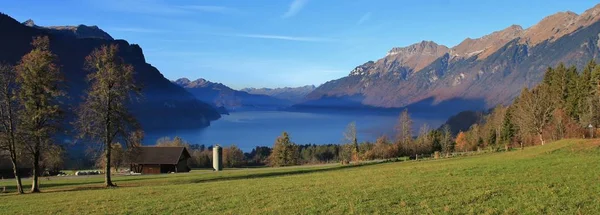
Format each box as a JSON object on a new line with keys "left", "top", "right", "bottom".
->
{"left": 95, "top": 143, "right": 125, "bottom": 173}
{"left": 459, "top": 61, "right": 599, "bottom": 149}
{"left": 223, "top": 145, "right": 245, "bottom": 168}
{"left": 16, "top": 36, "right": 65, "bottom": 193}
{"left": 75, "top": 44, "right": 141, "bottom": 187}
{"left": 455, "top": 132, "right": 467, "bottom": 152}
{"left": 269, "top": 132, "right": 299, "bottom": 166}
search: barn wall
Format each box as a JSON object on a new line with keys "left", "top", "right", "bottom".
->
{"left": 142, "top": 164, "right": 161, "bottom": 174}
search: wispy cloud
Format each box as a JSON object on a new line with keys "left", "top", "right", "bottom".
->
{"left": 357, "top": 12, "right": 372, "bottom": 25}
{"left": 282, "top": 0, "right": 308, "bottom": 18}
{"left": 93, "top": 0, "right": 238, "bottom": 15}
{"left": 108, "top": 27, "right": 163, "bottom": 33}
{"left": 226, "top": 33, "right": 331, "bottom": 42}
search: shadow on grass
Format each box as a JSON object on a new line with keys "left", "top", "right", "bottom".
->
{"left": 0, "top": 175, "right": 180, "bottom": 194}
{"left": 189, "top": 161, "right": 386, "bottom": 184}
{"left": 0, "top": 161, "right": 391, "bottom": 195}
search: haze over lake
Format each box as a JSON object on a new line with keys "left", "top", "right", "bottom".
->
{"left": 146, "top": 111, "right": 446, "bottom": 152}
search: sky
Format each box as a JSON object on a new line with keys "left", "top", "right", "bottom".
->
{"left": 2, "top": 0, "right": 599, "bottom": 89}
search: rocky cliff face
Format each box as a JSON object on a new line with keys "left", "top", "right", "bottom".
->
{"left": 305, "top": 4, "right": 600, "bottom": 113}
{"left": 0, "top": 13, "right": 220, "bottom": 130}
{"left": 451, "top": 25, "right": 524, "bottom": 60}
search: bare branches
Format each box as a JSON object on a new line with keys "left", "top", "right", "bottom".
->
{"left": 75, "top": 44, "right": 142, "bottom": 187}
{"left": 513, "top": 85, "right": 554, "bottom": 145}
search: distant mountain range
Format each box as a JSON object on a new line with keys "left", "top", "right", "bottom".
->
{"left": 0, "top": 13, "right": 220, "bottom": 130}
{"left": 3, "top": 3, "right": 600, "bottom": 131}
{"left": 241, "top": 85, "right": 315, "bottom": 103}
{"left": 175, "top": 78, "right": 292, "bottom": 112}
{"left": 304, "top": 4, "right": 600, "bottom": 114}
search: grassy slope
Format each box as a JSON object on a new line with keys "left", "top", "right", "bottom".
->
{"left": 1, "top": 139, "right": 599, "bottom": 214}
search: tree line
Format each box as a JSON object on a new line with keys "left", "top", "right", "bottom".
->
{"left": 0, "top": 36, "right": 142, "bottom": 193}
{"left": 456, "top": 61, "right": 600, "bottom": 150}
{"left": 153, "top": 109, "right": 456, "bottom": 168}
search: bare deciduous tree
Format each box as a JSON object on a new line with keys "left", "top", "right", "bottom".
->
{"left": 343, "top": 121, "right": 359, "bottom": 161}
{"left": 513, "top": 85, "right": 554, "bottom": 145}
{"left": 395, "top": 109, "right": 412, "bottom": 155}
{"left": 0, "top": 63, "right": 24, "bottom": 194}
{"left": 75, "top": 44, "right": 141, "bottom": 187}
{"left": 440, "top": 124, "right": 453, "bottom": 156}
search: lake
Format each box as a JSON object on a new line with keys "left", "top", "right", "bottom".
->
{"left": 146, "top": 111, "right": 446, "bottom": 152}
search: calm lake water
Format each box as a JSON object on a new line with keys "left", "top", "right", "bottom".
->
{"left": 146, "top": 111, "right": 446, "bottom": 152}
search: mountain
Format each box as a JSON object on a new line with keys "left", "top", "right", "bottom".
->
{"left": 23, "top": 19, "right": 114, "bottom": 40}
{"left": 304, "top": 4, "right": 600, "bottom": 114}
{"left": 175, "top": 78, "right": 292, "bottom": 111}
{"left": 0, "top": 14, "right": 220, "bottom": 130}
{"left": 241, "top": 85, "right": 316, "bottom": 103}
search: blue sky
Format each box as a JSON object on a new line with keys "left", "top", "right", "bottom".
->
{"left": 2, "top": 0, "right": 599, "bottom": 89}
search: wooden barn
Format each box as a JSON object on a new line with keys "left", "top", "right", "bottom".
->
{"left": 129, "top": 147, "right": 191, "bottom": 174}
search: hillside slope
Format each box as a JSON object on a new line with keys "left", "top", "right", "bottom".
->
{"left": 1, "top": 139, "right": 598, "bottom": 213}
{"left": 305, "top": 4, "right": 600, "bottom": 113}
{"left": 0, "top": 13, "right": 220, "bottom": 130}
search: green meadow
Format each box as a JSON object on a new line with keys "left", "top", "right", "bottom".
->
{"left": 1, "top": 139, "right": 599, "bottom": 214}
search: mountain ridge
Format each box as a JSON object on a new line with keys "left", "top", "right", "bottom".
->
{"left": 304, "top": 3, "right": 600, "bottom": 113}
{"left": 175, "top": 77, "right": 292, "bottom": 111}
{"left": 241, "top": 85, "right": 315, "bottom": 103}
{"left": 23, "top": 19, "right": 114, "bottom": 40}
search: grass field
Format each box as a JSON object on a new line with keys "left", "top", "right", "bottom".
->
{"left": 1, "top": 139, "right": 599, "bottom": 214}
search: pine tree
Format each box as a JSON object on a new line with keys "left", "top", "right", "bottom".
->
{"left": 500, "top": 109, "right": 515, "bottom": 148}
{"left": 544, "top": 63, "right": 569, "bottom": 109}
{"left": 578, "top": 60, "right": 595, "bottom": 125}
{"left": 565, "top": 66, "right": 580, "bottom": 119}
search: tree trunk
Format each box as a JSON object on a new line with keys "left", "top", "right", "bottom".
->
{"left": 10, "top": 155, "right": 23, "bottom": 194}
{"left": 539, "top": 133, "right": 545, "bottom": 146}
{"left": 31, "top": 149, "right": 40, "bottom": 193}
{"left": 104, "top": 142, "right": 115, "bottom": 187}
{"left": 5, "top": 99, "right": 22, "bottom": 194}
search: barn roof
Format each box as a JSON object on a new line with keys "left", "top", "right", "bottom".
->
{"left": 131, "top": 147, "right": 191, "bottom": 165}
